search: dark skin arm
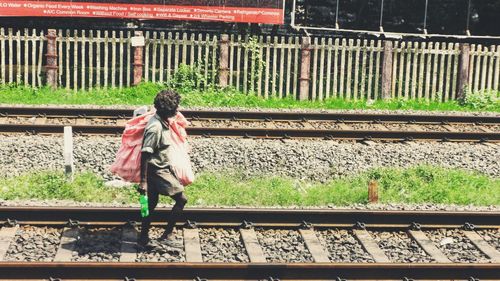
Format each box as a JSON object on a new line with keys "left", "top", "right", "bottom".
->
{"left": 138, "top": 152, "right": 151, "bottom": 194}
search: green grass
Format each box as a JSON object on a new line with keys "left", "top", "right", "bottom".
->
{"left": 0, "top": 83, "right": 498, "bottom": 112}
{"left": 1, "top": 166, "right": 498, "bottom": 206}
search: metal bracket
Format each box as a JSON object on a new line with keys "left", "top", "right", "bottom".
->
{"left": 266, "top": 277, "right": 280, "bottom": 281}
{"left": 202, "top": 133, "right": 211, "bottom": 138}
{"left": 300, "top": 221, "right": 313, "bottom": 229}
{"left": 464, "top": 222, "right": 475, "bottom": 231}
{"left": 336, "top": 277, "right": 347, "bottom": 281}
{"left": 355, "top": 222, "right": 366, "bottom": 230}
{"left": 403, "top": 136, "right": 414, "bottom": 142}
{"left": 241, "top": 221, "right": 254, "bottom": 229}
{"left": 25, "top": 130, "right": 36, "bottom": 135}
{"left": 363, "top": 136, "right": 372, "bottom": 141}
{"left": 468, "top": 277, "right": 480, "bottom": 281}
{"left": 194, "top": 277, "right": 208, "bottom": 281}
{"left": 282, "top": 134, "right": 291, "bottom": 140}
{"left": 49, "top": 277, "right": 62, "bottom": 281}
{"left": 124, "top": 277, "right": 137, "bottom": 281}
{"left": 185, "top": 220, "right": 197, "bottom": 229}
{"left": 410, "top": 222, "right": 421, "bottom": 231}
{"left": 479, "top": 138, "right": 489, "bottom": 143}
{"left": 126, "top": 220, "right": 138, "bottom": 227}
{"left": 402, "top": 278, "right": 415, "bottom": 281}
{"left": 6, "top": 218, "right": 18, "bottom": 227}
{"left": 67, "top": 219, "right": 79, "bottom": 227}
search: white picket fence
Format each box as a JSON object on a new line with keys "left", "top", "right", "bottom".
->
{"left": 0, "top": 27, "right": 499, "bottom": 101}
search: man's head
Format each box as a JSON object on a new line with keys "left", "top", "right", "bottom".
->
{"left": 154, "top": 90, "right": 180, "bottom": 119}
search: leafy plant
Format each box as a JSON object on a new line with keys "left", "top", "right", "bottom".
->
{"left": 242, "top": 36, "right": 266, "bottom": 94}
{"left": 461, "top": 89, "right": 499, "bottom": 110}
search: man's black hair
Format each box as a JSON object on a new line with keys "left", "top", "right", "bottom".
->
{"left": 154, "top": 89, "right": 180, "bottom": 119}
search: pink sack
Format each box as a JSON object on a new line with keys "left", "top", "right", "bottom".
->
{"left": 168, "top": 112, "right": 195, "bottom": 186}
{"left": 110, "top": 110, "right": 155, "bottom": 183}
{"left": 110, "top": 110, "right": 195, "bottom": 186}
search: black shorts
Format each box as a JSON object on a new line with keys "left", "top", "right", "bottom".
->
{"left": 147, "top": 165, "right": 184, "bottom": 196}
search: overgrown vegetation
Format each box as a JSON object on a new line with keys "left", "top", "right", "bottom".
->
{"left": 1, "top": 166, "right": 498, "bottom": 206}
{"left": 0, "top": 64, "right": 498, "bottom": 112}
{"left": 461, "top": 89, "right": 499, "bottom": 110}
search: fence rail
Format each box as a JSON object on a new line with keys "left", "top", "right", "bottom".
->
{"left": 0, "top": 27, "right": 499, "bottom": 102}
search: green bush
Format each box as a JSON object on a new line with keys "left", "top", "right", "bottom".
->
{"left": 462, "top": 90, "right": 499, "bottom": 110}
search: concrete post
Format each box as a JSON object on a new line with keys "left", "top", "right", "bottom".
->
{"left": 299, "top": 37, "right": 311, "bottom": 100}
{"left": 381, "top": 41, "right": 393, "bottom": 100}
{"left": 219, "top": 34, "right": 230, "bottom": 88}
{"left": 45, "top": 29, "right": 58, "bottom": 89}
{"left": 64, "top": 126, "right": 74, "bottom": 181}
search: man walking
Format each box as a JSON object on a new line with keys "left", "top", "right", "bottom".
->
{"left": 138, "top": 89, "right": 188, "bottom": 247}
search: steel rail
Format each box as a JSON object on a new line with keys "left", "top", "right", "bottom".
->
{"left": 0, "top": 262, "right": 499, "bottom": 280}
{"left": 0, "top": 124, "right": 500, "bottom": 142}
{"left": 1, "top": 106, "right": 499, "bottom": 124}
{"left": 1, "top": 123, "right": 499, "bottom": 142}
{"left": 1, "top": 207, "right": 499, "bottom": 228}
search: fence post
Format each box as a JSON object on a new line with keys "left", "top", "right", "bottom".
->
{"left": 45, "top": 29, "right": 58, "bottom": 89}
{"left": 132, "top": 31, "right": 144, "bottom": 86}
{"left": 381, "top": 41, "right": 393, "bottom": 100}
{"left": 457, "top": 43, "right": 470, "bottom": 101}
{"left": 299, "top": 37, "right": 311, "bottom": 100}
{"left": 219, "top": 34, "right": 230, "bottom": 87}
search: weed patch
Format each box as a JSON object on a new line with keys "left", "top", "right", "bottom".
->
{"left": 1, "top": 166, "right": 498, "bottom": 206}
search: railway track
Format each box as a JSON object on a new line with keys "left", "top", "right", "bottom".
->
{"left": 1, "top": 207, "right": 499, "bottom": 280}
{"left": 0, "top": 106, "right": 499, "bottom": 142}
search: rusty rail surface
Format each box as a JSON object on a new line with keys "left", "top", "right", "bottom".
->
{"left": 1, "top": 207, "right": 499, "bottom": 228}
{"left": 1, "top": 207, "right": 499, "bottom": 280}
{"left": 0, "top": 106, "right": 499, "bottom": 141}
{"left": 0, "top": 262, "right": 499, "bottom": 280}
{"left": 1, "top": 106, "right": 499, "bottom": 123}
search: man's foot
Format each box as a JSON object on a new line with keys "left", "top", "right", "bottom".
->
{"left": 137, "top": 228, "right": 151, "bottom": 248}
{"left": 137, "top": 236, "right": 153, "bottom": 250}
{"left": 158, "top": 231, "right": 183, "bottom": 248}
{"left": 158, "top": 229, "right": 173, "bottom": 241}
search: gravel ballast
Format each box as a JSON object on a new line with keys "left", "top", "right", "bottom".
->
{"left": 135, "top": 227, "right": 185, "bottom": 262}
{"left": 256, "top": 228, "right": 313, "bottom": 263}
{"left": 199, "top": 227, "right": 249, "bottom": 262}
{"left": 316, "top": 229, "right": 374, "bottom": 262}
{"left": 72, "top": 227, "right": 122, "bottom": 262}
{"left": 4, "top": 104, "right": 497, "bottom": 117}
{"left": 5, "top": 226, "right": 61, "bottom": 262}
{"left": 370, "top": 231, "right": 433, "bottom": 263}
{"left": 0, "top": 135, "right": 498, "bottom": 182}
{"left": 477, "top": 229, "right": 500, "bottom": 252}
{"left": 426, "top": 229, "right": 491, "bottom": 263}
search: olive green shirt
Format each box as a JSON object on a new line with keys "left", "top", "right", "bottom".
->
{"left": 141, "top": 114, "right": 174, "bottom": 169}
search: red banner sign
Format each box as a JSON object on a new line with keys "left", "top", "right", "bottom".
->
{"left": 0, "top": 0, "right": 284, "bottom": 24}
